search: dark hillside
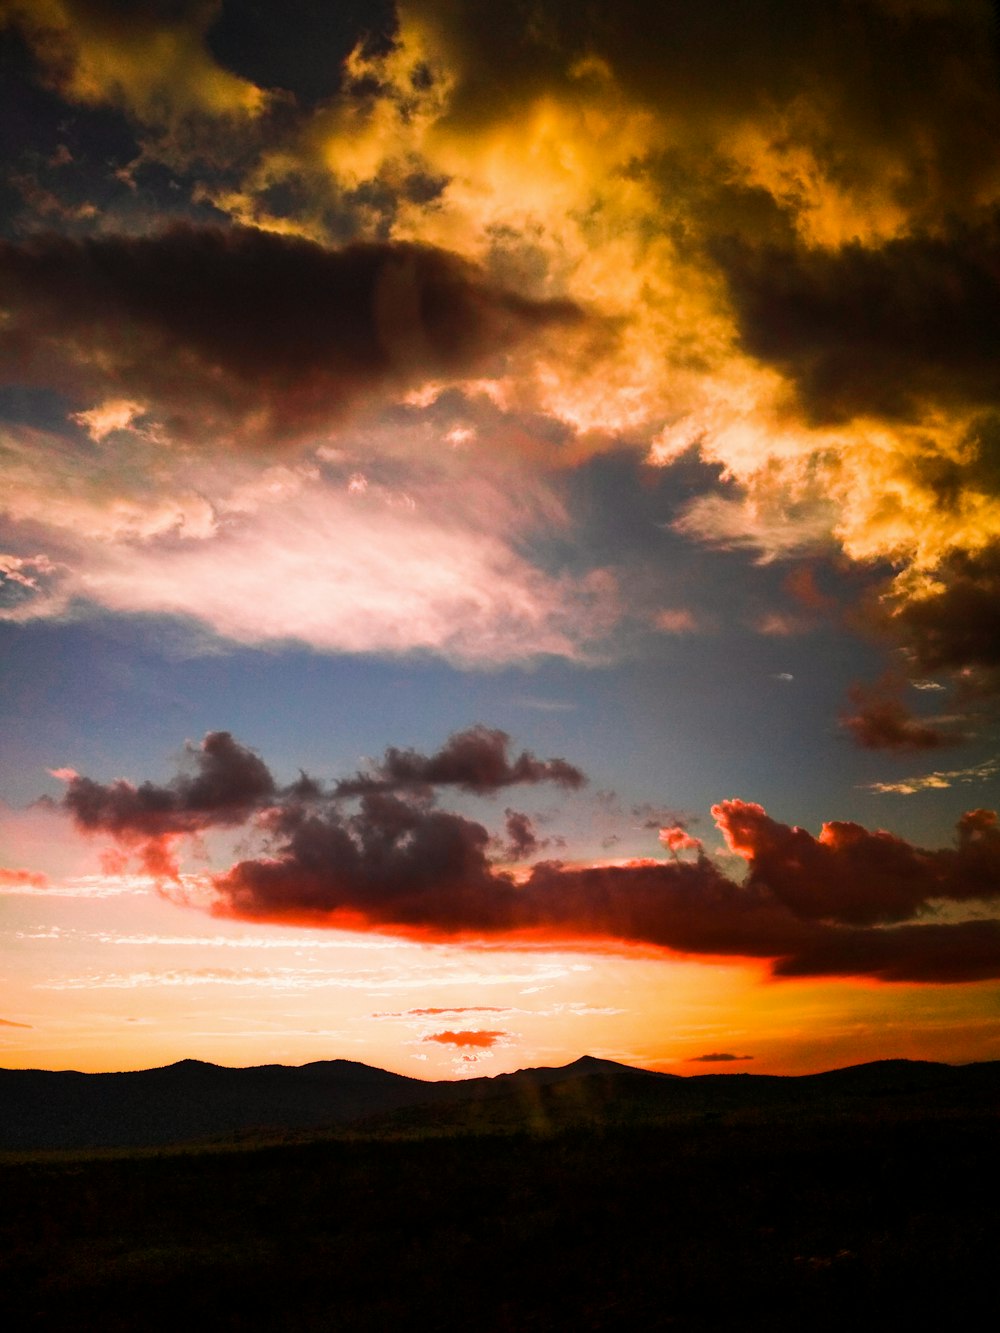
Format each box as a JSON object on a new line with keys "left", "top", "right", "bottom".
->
{"left": 3, "top": 1055, "right": 999, "bottom": 1150}
{"left": 3, "top": 1106, "right": 997, "bottom": 1330}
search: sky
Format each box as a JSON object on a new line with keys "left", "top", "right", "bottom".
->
{"left": 2, "top": 0, "right": 1000, "bottom": 1079}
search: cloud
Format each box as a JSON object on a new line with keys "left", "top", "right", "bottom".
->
{"left": 0, "top": 225, "right": 580, "bottom": 447}
{"left": 0, "top": 1016, "right": 33, "bottom": 1028}
{"left": 3, "top": 0, "right": 269, "bottom": 130}
{"left": 0, "top": 865, "right": 48, "bottom": 888}
{"left": 865, "top": 759, "right": 1000, "bottom": 796}
{"left": 712, "top": 799, "right": 1000, "bottom": 926}
{"left": 60, "top": 730, "right": 276, "bottom": 876}
{"left": 687, "top": 1052, "right": 753, "bottom": 1063}
{"left": 716, "top": 218, "right": 1000, "bottom": 427}
{"left": 501, "top": 811, "right": 541, "bottom": 861}
{"left": 5, "top": 0, "right": 1000, "bottom": 725}
{"left": 653, "top": 608, "right": 699, "bottom": 634}
{"left": 841, "top": 683, "right": 960, "bottom": 752}
{"left": 886, "top": 540, "right": 1000, "bottom": 684}
{"left": 423, "top": 1029, "right": 507, "bottom": 1048}
{"left": 334, "top": 726, "right": 585, "bottom": 797}
{"left": 54, "top": 730, "right": 1000, "bottom": 982}
{"left": 0, "top": 430, "right": 617, "bottom": 663}
{"left": 400, "top": 1002, "right": 509, "bottom": 1013}
{"left": 772, "top": 919, "right": 1000, "bottom": 984}
{"left": 658, "top": 826, "right": 703, "bottom": 856}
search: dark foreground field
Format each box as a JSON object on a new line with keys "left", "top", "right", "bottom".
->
{"left": 4, "top": 1102, "right": 998, "bottom": 1331}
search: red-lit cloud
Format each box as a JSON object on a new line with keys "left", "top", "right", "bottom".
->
{"left": 423, "top": 1029, "right": 507, "bottom": 1049}
{"left": 0, "top": 866, "right": 49, "bottom": 888}
{"left": 54, "top": 732, "right": 1000, "bottom": 983}
{"left": 658, "top": 826, "right": 703, "bottom": 855}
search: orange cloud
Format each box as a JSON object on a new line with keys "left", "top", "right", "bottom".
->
{"left": 423, "top": 1029, "right": 506, "bottom": 1048}
{"left": 3, "top": 0, "right": 267, "bottom": 129}
{"left": 0, "top": 866, "right": 48, "bottom": 888}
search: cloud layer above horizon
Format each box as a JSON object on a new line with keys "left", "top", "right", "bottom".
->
{"left": 51, "top": 727, "right": 1000, "bottom": 984}
{"left": 1, "top": 0, "right": 1000, "bottom": 743}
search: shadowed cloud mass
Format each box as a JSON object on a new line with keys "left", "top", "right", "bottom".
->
{"left": 333, "top": 725, "right": 585, "bottom": 797}
{"left": 54, "top": 730, "right": 1000, "bottom": 984}
{"left": 0, "top": 224, "right": 580, "bottom": 446}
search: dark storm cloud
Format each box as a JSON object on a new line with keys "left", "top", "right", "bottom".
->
{"left": 772, "top": 918, "right": 1000, "bottom": 983}
{"left": 215, "top": 793, "right": 509, "bottom": 928}
{"left": 0, "top": 224, "right": 580, "bottom": 445}
{"left": 889, "top": 541, "right": 1000, "bottom": 679}
{"left": 62, "top": 730, "right": 276, "bottom": 839}
{"left": 56, "top": 732, "right": 1000, "bottom": 982}
{"left": 714, "top": 216, "right": 1000, "bottom": 425}
{"left": 333, "top": 726, "right": 586, "bottom": 797}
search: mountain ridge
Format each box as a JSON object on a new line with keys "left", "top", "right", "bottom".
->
{"left": 2, "top": 1054, "right": 996, "bottom": 1151}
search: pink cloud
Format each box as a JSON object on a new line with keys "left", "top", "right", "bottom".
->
{"left": 0, "top": 866, "right": 49, "bottom": 888}
{"left": 658, "top": 826, "right": 703, "bottom": 855}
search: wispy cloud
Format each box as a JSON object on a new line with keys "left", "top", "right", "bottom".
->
{"left": 864, "top": 759, "right": 999, "bottom": 796}
{"left": 687, "top": 1052, "right": 753, "bottom": 1063}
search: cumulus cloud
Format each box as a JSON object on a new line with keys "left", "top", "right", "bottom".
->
{"left": 712, "top": 799, "right": 1000, "bottom": 926}
{"left": 60, "top": 730, "right": 276, "bottom": 876}
{"left": 886, "top": 540, "right": 1000, "bottom": 684}
{"left": 50, "top": 731, "right": 1000, "bottom": 982}
{"left": 334, "top": 726, "right": 585, "bottom": 797}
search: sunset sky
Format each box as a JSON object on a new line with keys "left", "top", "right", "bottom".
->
{"left": 3, "top": 0, "right": 1000, "bottom": 1078}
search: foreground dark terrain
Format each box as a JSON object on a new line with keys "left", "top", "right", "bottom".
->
{"left": 3, "top": 1058, "right": 998, "bottom": 1330}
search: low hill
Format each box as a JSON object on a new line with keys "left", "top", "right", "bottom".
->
{"left": 1, "top": 1055, "right": 997, "bottom": 1151}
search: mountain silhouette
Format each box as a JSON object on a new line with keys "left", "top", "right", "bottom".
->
{"left": 1, "top": 1055, "right": 997, "bottom": 1151}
